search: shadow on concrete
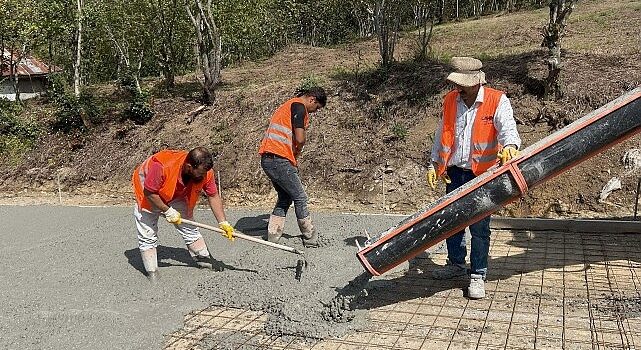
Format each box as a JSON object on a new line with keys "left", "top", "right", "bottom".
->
{"left": 347, "top": 230, "right": 641, "bottom": 310}
{"left": 124, "top": 246, "right": 258, "bottom": 276}
{"left": 344, "top": 235, "right": 368, "bottom": 248}
{"left": 234, "top": 214, "right": 270, "bottom": 237}
{"left": 348, "top": 253, "right": 461, "bottom": 311}
{"left": 234, "top": 214, "right": 300, "bottom": 240}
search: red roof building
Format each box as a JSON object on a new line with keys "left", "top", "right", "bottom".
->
{"left": 1, "top": 50, "right": 61, "bottom": 101}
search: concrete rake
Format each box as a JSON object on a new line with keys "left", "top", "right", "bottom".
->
{"left": 180, "top": 218, "right": 308, "bottom": 280}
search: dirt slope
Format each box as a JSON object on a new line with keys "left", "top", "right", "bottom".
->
{"left": 1, "top": 0, "right": 640, "bottom": 218}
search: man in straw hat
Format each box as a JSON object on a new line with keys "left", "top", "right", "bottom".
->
{"left": 426, "top": 57, "right": 521, "bottom": 299}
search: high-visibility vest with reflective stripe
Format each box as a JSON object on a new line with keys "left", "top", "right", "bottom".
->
{"left": 132, "top": 150, "right": 213, "bottom": 217}
{"left": 258, "top": 97, "right": 309, "bottom": 166}
{"left": 436, "top": 87, "right": 503, "bottom": 176}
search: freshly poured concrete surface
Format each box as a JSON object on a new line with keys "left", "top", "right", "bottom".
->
{"left": 0, "top": 205, "right": 401, "bottom": 349}
{"left": 5, "top": 205, "right": 641, "bottom": 350}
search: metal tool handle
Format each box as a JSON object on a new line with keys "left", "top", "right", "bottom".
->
{"left": 181, "top": 218, "right": 303, "bottom": 255}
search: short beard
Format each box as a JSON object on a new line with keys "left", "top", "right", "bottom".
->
{"left": 183, "top": 173, "right": 204, "bottom": 184}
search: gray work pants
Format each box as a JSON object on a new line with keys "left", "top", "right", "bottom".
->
{"left": 260, "top": 154, "right": 309, "bottom": 219}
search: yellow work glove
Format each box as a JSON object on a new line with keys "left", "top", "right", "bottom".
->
{"left": 498, "top": 145, "right": 520, "bottom": 165}
{"left": 426, "top": 164, "right": 452, "bottom": 190}
{"left": 442, "top": 173, "right": 452, "bottom": 185}
{"left": 219, "top": 221, "right": 235, "bottom": 241}
{"left": 426, "top": 164, "right": 438, "bottom": 189}
{"left": 164, "top": 207, "right": 182, "bottom": 225}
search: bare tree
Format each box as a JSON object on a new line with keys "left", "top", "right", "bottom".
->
{"left": 186, "top": 0, "right": 221, "bottom": 105}
{"left": 6, "top": 46, "right": 27, "bottom": 102}
{"left": 541, "top": 0, "right": 577, "bottom": 100}
{"left": 373, "top": 0, "right": 402, "bottom": 67}
{"left": 414, "top": 0, "right": 436, "bottom": 61}
{"left": 354, "top": 1, "right": 375, "bottom": 38}
{"left": 152, "top": 0, "right": 185, "bottom": 90}
{"left": 74, "top": 0, "right": 83, "bottom": 97}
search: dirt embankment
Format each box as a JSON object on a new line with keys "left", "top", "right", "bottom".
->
{"left": 1, "top": 0, "right": 640, "bottom": 218}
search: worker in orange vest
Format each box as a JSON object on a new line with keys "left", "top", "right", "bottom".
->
{"left": 258, "top": 87, "right": 327, "bottom": 247}
{"left": 132, "top": 147, "right": 234, "bottom": 281}
{"left": 427, "top": 57, "right": 521, "bottom": 299}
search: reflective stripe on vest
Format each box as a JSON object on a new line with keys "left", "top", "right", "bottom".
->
{"left": 437, "top": 87, "right": 503, "bottom": 176}
{"left": 258, "top": 97, "right": 309, "bottom": 166}
{"left": 263, "top": 122, "right": 294, "bottom": 146}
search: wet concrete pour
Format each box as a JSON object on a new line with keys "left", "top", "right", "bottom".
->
{"left": 0, "top": 205, "right": 400, "bottom": 349}
{"left": 193, "top": 211, "right": 403, "bottom": 342}
{"left": 4, "top": 205, "right": 641, "bottom": 350}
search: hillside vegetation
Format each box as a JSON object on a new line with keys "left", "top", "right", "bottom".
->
{"left": 2, "top": 0, "right": 640, "bottom": 218}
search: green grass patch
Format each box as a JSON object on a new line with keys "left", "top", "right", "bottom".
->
{"left": 572, "top": 8, "right": 616, "bottom": 25}
{"left": 390, "top": 122, "right": 408, "bottom": 141}
{"left": 0, "top": 134, "right": 36, "bottom": 165}
{"left": 0, "top": 100, "right": 41, "bottom": 164}
{"left": 298, "top": 74, "right": 327, "bottom": 90}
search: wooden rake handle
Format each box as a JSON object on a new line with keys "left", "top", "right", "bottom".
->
{"left": 180, "top": 218, "right": 303, "bottom": 255}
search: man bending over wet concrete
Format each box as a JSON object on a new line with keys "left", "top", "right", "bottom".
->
{"left": 426, "top": 57, "right": 521, "bottom": 299}
{"left": 132, "top": 147, "right": 235, "bottom": 281}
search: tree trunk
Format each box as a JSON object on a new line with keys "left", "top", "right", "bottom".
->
{"left": 155, "top": 0, "right": 177, "bottom": 90}
{"left": 541, "top": 0, "right": 576, "bottom": 100}
{"left": 11, "top": 60, "right": 20, "bottom": 102}
{"left": 74, "top": 0, "right": 93, "bottom": 129}
{"left": 439, "top": 0, "right": 445, "bottom": 23}
{"left": 74, "top": 0, "right": 82, "bottom": 97}
{"left": 161, "top": 52, "right": 175, "bottom": 90}
{"left": 10, "top": 47, "right": 25, "bottom": 102}
{"left": 456, "top": 0, "right": 459, "bottom": 19}
{"left": 186, "top": 0, "right": 222, "bottom": 105}
{"left": 374, "top": 0, "right": 401, "bottom": 67}
{"left": 415, "top": 1, "right": 435, "bottom": 62}
{"left": 105, "top": 25, "right": 142, "bottom": 96}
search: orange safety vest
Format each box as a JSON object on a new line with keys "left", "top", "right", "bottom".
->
{"left": 258, "top": 97, "right": 310, "bottom": 166}
{"left": 132, "top": 150, "right": 213, "bottom": 216}
{"left": 436, "top": 87, "right": 503, "bottom": 176}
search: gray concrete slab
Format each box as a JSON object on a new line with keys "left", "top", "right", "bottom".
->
{"left": 0, "top": 205, "right": 402, "bottom": 350}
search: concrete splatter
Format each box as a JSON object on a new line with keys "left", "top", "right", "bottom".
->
{"left": 193, "top": 212, "right": 400, "bottom": 345}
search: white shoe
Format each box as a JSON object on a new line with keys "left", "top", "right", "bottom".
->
{"left": 432, "top": 261, "right": 467, "bottom": 280}
{"left": 468, "top": 274, "right": 485, "bottom": 299}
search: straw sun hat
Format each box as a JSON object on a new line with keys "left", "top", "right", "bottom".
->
{"left": 446, "top": 56, "right": 487, "bottom": 87}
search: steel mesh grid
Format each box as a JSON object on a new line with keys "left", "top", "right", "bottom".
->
{"left": 165, "top": 229, "right": 641, "bottom": 350}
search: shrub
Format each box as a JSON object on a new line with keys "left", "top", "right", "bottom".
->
{"left": 390, "top": 122, "right": 408, "bottom": 141}
{"left": 0, "top": 100, "right": 39, "bottom": 140}
{"left": 47, "top": 74, "right": 101, "bottom": 133}
{"left": 298, "top": 75, "right": 326, "bottom": 91}
{"left": 45, "top": 73, "right": 69, "bottom": 105}
{"left": 117, "top": 70, "right": 154, "bottom": 125}
{"left": 0, "top": 99, "right": 40, "bottom": 163}
{"left": 51, "top": 91, "right": 100, "bottom": 133}
{"left": 125, "top": 89, "right": 154, "bottom": 125}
